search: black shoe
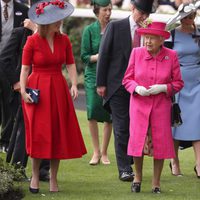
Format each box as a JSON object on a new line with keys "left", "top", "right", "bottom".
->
{"left": 152, "top": 187, "right": 161, "bottom": 194}
{"left": 131, "top": 182, "right": 141, "bottom": 193}
{"left": 29, "top": 187, "right": 39, "bottom": 194}
{"left": 39, "top": 174, "right": 50, "bottom": 182}
{"left": 0, "top": 144, "right": 8, "bottom": 153}
{"left": 119, "top": 172, "right": 134, "bottom": 182}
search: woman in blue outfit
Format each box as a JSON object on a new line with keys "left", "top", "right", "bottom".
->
{"left": 167, "top": 2, "right": 200, "bottom": 177}
{"left": 81, "top": 0, "right": 112, "bottom": 165}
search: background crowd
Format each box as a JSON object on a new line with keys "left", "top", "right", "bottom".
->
{"left": 12, "top": 0, "right": 200, "bottom": 12}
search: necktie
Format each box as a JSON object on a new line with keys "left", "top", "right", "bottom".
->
{"left": 132, "top": 28, "right": 141, "bottom": 48}
{"left": 3, "top": 3, "right": 9, "bottom": 22}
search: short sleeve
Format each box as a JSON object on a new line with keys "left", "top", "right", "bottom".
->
{"left": 22, "top": 36, "right": 34, "bottom": 66}
{"left": 64, "top": 34, "right": 75, "bottom": 65}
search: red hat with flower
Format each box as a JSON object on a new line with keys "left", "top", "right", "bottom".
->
{"left": 137, "top": 21, "right": 170, "bottom": 39}
{"left": 28, "top": 0, "right": 74, "bottom": 25}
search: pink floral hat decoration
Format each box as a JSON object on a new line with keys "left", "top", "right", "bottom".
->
{"left": 137, "top": 21, "right": 170, "bottom": 39}
{"left": 28, "top": 0, "right": 74, "bottom": 25}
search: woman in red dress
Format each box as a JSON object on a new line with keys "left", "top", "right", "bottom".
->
{"left": 20, "top": 0, "right": 87, "bottom": 193}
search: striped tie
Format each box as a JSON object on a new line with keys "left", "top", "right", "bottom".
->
{"left": 132, "top": 28, "right": 141, "bottom": 48}
{"left": 3, "top": 3, "right": 9, "bottom": 21}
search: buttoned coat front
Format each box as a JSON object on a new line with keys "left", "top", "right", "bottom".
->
{"left": 122, "top": 46, "right": 184, "bottom": 159}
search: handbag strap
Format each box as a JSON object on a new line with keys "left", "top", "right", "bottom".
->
{"left": 171, "top": 84, "right": 181, "bottom": 104}
{"left": 171, "top": 83, "right": 175, "bottom": 103}
{"left": 172, "top": 95, "right": 175, "bottom": 103}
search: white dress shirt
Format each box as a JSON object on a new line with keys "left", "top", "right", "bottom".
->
{"left": 0, "top": 0, "right": 14, "bottom": 53}
{"left": 129, "top": 15, "right": 143, "bottom": 47}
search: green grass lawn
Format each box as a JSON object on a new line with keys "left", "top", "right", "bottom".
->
{"left": 2, "top": 110, "right": 200, "bottom": 199}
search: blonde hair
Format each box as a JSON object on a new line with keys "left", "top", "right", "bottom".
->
{"left": 37, "top": 25, "right": 49, "bottom": 38}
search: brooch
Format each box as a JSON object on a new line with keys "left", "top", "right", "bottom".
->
{"left": 164, "top": 56, "right": 169, "bottom": 60}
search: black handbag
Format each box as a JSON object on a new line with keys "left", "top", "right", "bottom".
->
{"left": 171, "top": 95, "right": 182, "bottom": 127}
{"left": 26, "top": 87, "right": 40, "bottom": 104}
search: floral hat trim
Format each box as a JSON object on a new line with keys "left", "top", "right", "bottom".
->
{"left": 28, "top": 0, "right": 74, "bottom": 25}
{"left": 36, "top": 0, "right": 65, "bottom": 16}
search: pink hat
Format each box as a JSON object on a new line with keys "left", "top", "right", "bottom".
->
{"left": 137, "top": 22, "right": 170, "bottom": 39}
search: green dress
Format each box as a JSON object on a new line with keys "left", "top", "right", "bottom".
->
{"left": 81, "top": 20, "right": 111, "bottom": 122}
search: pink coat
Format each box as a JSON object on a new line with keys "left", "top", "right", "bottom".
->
{"left": 122, "top": 46, "right": 184, "bottom": 159}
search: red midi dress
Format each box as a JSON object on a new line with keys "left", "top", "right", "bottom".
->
{"left": 22, "top": 33, "right": 87, "bottom": 159}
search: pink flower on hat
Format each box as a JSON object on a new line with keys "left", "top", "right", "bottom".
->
{"left": 51, "top": 0, "right": 64, "bottom": 8}
{"left": 35, "top": 0, "right": 65, "bottom": 16}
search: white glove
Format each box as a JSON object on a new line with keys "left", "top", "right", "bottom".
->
{"left": 147, "top": 84, "right": 167, "bottom": 95}
{"left": 135, "top": 86, "right": 150, "bottom": 96}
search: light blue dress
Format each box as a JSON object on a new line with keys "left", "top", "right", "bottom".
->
{"left": 172, "top": 29, "right": 200, "bottom": 141}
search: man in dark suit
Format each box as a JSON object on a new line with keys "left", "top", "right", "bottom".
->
{"left": 0, "top": 0, "right": 28, "bottom": 152}
{"left": 96, "top": 0, "right": 154, "bottom": 181}
{"left": 0, "top": 19, "right": 50, "bottom": 181}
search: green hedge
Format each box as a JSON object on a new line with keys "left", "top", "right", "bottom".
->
{"left": 0, "top": 158, "right": 24, "bottom": 200}
{"left": 63, "top": 17, "right": 96, "bottom": 75}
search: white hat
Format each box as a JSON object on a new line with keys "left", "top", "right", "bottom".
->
{"left": 167, "top": 1, "right": 200, "bottom": 27}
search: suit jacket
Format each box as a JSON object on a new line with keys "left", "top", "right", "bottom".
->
{"left": 0, "top": 27, "right": 32, "bottom": 85}
{"left": 96, "top": 17, "right": 132, "bottom": 104}
{"left": 0, "top": 0, "right": 28, "bottom": 42}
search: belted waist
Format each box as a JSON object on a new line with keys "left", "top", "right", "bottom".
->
{"left": 180, "top": 61, "right": 200, "bottom": 66}
{"left": 32, "top": 66, "right": 62, "bottom": 74}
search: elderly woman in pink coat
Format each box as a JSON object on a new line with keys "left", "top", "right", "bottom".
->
{"left": 122, "top": 21, "right": 184, "bottom": 194}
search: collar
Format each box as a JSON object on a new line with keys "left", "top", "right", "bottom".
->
{"left": 129, "top": 15, "right": 137, "bottom": 31}
{"left": 1, "top": 0, "right": 13, "bottom": 8}
{"left": 144, "top": 46, "right": 169, "bottom": 62}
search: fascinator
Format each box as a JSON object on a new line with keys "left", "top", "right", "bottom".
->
{"left": 167, "top": 1, "right": 200, "bottom": 27}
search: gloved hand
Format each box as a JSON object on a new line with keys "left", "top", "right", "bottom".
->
{"left": 135, "top": 86, "right": 150, "bottom": 96}
{"left": 147, "top": 84, "right": 167, "bottom": 95}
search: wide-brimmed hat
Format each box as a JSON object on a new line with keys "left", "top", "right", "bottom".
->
{"left": 28, "top": 0, "right": 74, "bottom": 25}
{"left": 131, "top": 0, "right": 154, "bottom": 14}
{"left": 167, "top": 1, "right": 200, "bottom": 27}
{"left": 137, "top": 21, "right": 170, "bottom": 39}
{"left": 91, "top": 0, "right": 111, "bottom": 7}
{"left": 30, "top": 0, "right": 41, "bottom": 6}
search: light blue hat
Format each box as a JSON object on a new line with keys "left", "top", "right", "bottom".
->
{"left": 28, "top": 0, "right": 74, "bottom": 25}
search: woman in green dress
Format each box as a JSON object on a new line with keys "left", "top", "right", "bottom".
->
{"left": 81, "top": 0, "right": 112, "bottom": 165}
